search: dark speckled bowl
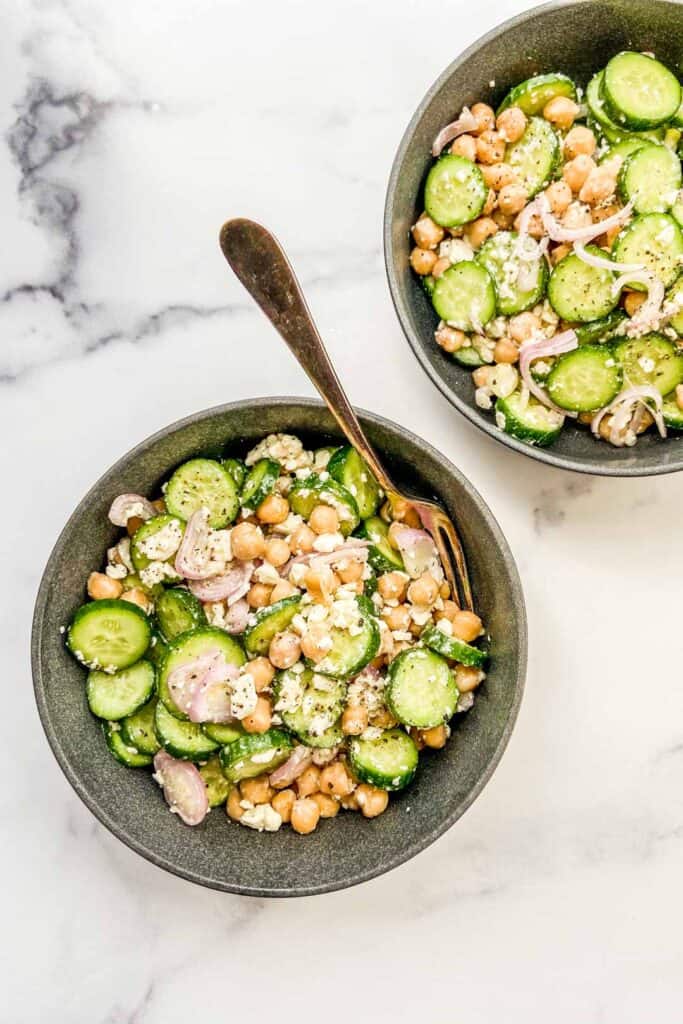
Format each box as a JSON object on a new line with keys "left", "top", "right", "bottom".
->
{"left": 32, "top": 399, "right": 526, "bottom": 896}
{"left": 384, "top": 0, "right": 683, "bottom": 477}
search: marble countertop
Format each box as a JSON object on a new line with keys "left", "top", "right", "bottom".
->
{"left": 4, "top": 0, "right": 683, "bottom": 1020}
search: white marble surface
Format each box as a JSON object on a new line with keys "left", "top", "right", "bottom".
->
{"left": 4, "top": 0, "right": 683, "bottom": 1020}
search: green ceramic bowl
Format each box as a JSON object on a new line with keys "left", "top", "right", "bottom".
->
{"left": 32, "top": 399, "right": 526, "bottom": 896}
{"left": 384, "top": 0, "right": 683, "bottom": 476}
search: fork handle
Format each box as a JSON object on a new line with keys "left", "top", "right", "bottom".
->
{"left": 219, "top": 218, "right": 395, "bottom": 494}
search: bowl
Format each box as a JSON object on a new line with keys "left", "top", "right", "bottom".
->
{"left": 32, "top": 398, "right": 526, "bottom": 896}
{"left": 384, "top": 0, "right": 683, "bottom": 477}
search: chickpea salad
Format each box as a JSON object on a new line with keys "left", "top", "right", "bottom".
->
{"left": 64, "top": 434, "right": 487, "bottom": 835}
{"left": 411, "top": 51, "right": 683, "bottom": 448}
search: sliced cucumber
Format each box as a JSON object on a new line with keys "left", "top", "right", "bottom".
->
{"left": 165, "top": 458, "right": 239, "bottom": 528}
{"left": 614, "top": 333, "right": 683, "bottom": 395}
{"left": 130, "top": 514, "right": 183, "bottom": 576}
{"left": 548, "top": 245, "right": 618, "bottom": 322}
{"left": 599, "top": 137, "right": 649, "bottom": 164}
{"left": 158, "top": 627, "right": 246, "bottom": 719}
{"left": 219, "top": 729, "right": 293, "bottom": 783}
{"left": 67, "top": 599, "right": 151, "bottom": 672}
{"left": 673, "top": 193, "right": 683, "bottom": 228}
{"left": 243, "top": 595, "right": 302, "bottom": 657}
{"left": 276, "top": 668, "right": 344, "bottom": 748}
{"left": 155, "top": 588, "right": 206, "bottom": 642}
{"left": 349, "top": 729, "right": 419, "bottom": 792}
{"left": 505, "top": 116, "right": 559, "bottom": 197}
{"left": 422, "top": 274, "right": 436, "bottom": 297}
{"left": 497, "top": 72, "right": 577, "bottom": 116}
{"left": 386, "top": 647, "right": 458, "bottom": 728}
{"left": 665, "top": 277, "right": 683, "bottom": 336}
{"left": 476, "top": 230, "right": 548, "bottom": 316}
{"left": 240, "top": 458, "right": 280, "bottom": 510}
{"left": 356, "top": 515, "right": 405, "bottom": 573}
{"left": 603, "top": 52, "right": 681, "bottom": 130}
{"left": 618, "top": 143, "right": 682, "bottom": 214}
{"left": 310, "top": 595, "right": 380, "bottom": 678}
{"left": 199, "top": 756, "right": 230, "bottom": 807}
{"left": 221, "top": 457, "right": 247, "bottom": 490}
{"left": 202, "top": 721, "right": 244, "bottom": 744}
{"left": 289, "top": 475, "right": 360, "bottom": 536}
{"left": 146, "top": 627, "right": 169, "bottom": 667}
{"left": 431, "top": 261, "right": 496, "bottom": 331}
{"left": 119, "top": 696, "right": 161, "bottom": 755}
{"left": 546, "top": 344, "right": 623, "bottom": 412}
{"left": 421, "top": 625, "right": 488, "bottom": 668}
{"left": 612, "top": 213, "right": 683, "bottom": 289}
{"left": 424, "top": 154, "right": 487, "bottom": 227}
{"left": 103, "top": 722, "right": 153, "bottom": 768}
{"left": 451, "top": 344, "right": 486, "bottom": 368}
{"left": 327, "top": 446, "right": 381, "bottom": 519}
{"left": 87, "top": 659, "right": 155, "bottom": 721}
{"left": 495, "top": 391, "right": 564, "bottom": 446}
{"left": 576, "top": 309, "right": 627, "bottom": 345}
{"left": 662, "top": 391, "right": 683, "bottom": 429}
{"left": 154, "top": 700, "right": 220, "bottom": 761}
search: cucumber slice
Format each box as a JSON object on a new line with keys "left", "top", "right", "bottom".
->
{"left": 130, "top": 514, "right": 184, "bottom": 577}
{"left": 672, "top": 97, "right": 683, "bottom": 130}
{"left": 276, "top": 668, "right": 344, "bottom": 748}
{"left": 424, "top": 154, "right": 487, "bottom": 227}
{"left": 243, "top": 595, "right": 302, "bottom": 657}
{"left": 576, "top": 309, "right": 627, "bottom": 345}
{"left": 165, "top": 458, "right": 239, "bottom": 528}
{"left": 672, "top": 193, "right": 683, "bottom": 228}
{"left": 546, "top": 344, "right": 623, "bottom": 412}
{"left": 599, "top": 137, "right": 649, "bottom": 164}
{"left": 476, "top": 230, "right": 548, "bottom": 315}
{"left": 103, "top": 722, "right": 153, "bottom": 768}
{"left": 614, "top": 333, "right": 683, "bottom": 395}
{"left": 349, "top": 728, "right": 419, "bottom": 791}
{"left": 289, "top": 475, "right": 360, "bottom": 536}
{"left": 119, "top": 696, "right": 161, "bottom": 755}
{"left": 612, "top": 213, "right": 683, "bottom": 289}
{"left": 199, "top": 756, "right": 230, "bottom": 807}
{"left": 665, "top": 277, "right": 683, "bottom": 336}
{"left": 497, "top": 72, "right": 577, "bottom": 116}
{"left": 158, "top": 627, "right": 246, "bottom": 719}
{"left": 505, "top": 116, "right": 559, "bottom": 197}
{"left": 154, "top": 700, "right": 220, "bottom": 761}
{"left": 219, "top": 729, "right": 293, "bottom": 783}
{"left": 202, "top": 721, "right": 244, "bottom": 744}
{"left": 87, "top": 659, "right": 155, "bottom": 721}
{"left": 495, "top": 392, "right": 564, "bottom": 446}
{"left": 146, "top": 627, "right": 169, "bottom": 667}
{"left": 422, "top": 274, "right": 436, "bottom": 297}
{"left": 240, "top": 458, "right": 280, "bottom": 510}
{"left": 327, "top": 446, "right": 381, "bottom": 519}
{"left": 548, "top": 245, "right": 618, "bottom": 322}
{"left": 451, "top": 344, "right": 486, "bottom": 368}
{"left": 431, "top": 261, "right": 496, "bottom": 331}
{"left": 603, "top": 52, "right": 681, "bottom": 130}
{"left": 618, "top": 143, "right": 682, "bottom": 214}
{"left": 310, "top": 596, "right": 380, "bottom": 678}
{"left": 67, "top": 599, "right": 151, "bottom": 672}
{"left": 421, "top": 625, "right": 488, "bottom": 668}
{"left": 356, "top": 515, "right": 405, "bottom": 573}
{"left": 386, "top": 648, "right": 458, "bottom": 728}
{"left": 221, "top": 457, "right": 247, "bottom": 490}
{"left": 662, "top": 391, "right": 683, "bottom": 429}
{"left": 155, "top": 588, "right": 207, "bottom": 642}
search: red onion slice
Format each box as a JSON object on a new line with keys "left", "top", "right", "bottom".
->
{"left": 591, "top": 385, "right": 666, "bottom": 445}
{"left": 108, "top": 493, "right": 156, "bottom": 527}
{"left": 390, "top": 525, "right": 440, "bottom": 579}
{"left": 153, "top": 751, "right": 209, "bottom": 826}
{"left": 538, "top": 194, "right": 634, "bottom": 243}
{"left": 269, "top": 745, "right": 312, "bottom": 787}
{"left": 431, "top": 107, "right": 478, "bottom": 157}
{"left": 518, "top": 329, "right": 579, "bottom": 416}
{"left": 612, "top": 270, "right": 666, "bottom": 337}
{"left": 174, "top": 509, "right": 214, "bottom": 579}
{"left": 166, "top": 649, "right": 222, "bottom": 714}
{"left": 223, "top": 597, "right": 250, "bottom": 634}
{"left": 188, "top": 661, "right": 240, "bottom": 724}
{"left": 573, "top": 240, "right": 644, "bottom": 274}
{"left": 188, "top": 560, "right": 254, "bottom": 603}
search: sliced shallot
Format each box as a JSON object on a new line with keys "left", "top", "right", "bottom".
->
{"left": 166, "top": 649, "right": 223, "bottom": 714}
{"left": 188, "top": 560, "right": 254, "bottom": 603}
{"left": 108, "top": 493, "right": 156, "bottom": 527}
{"left": 431, "top": 107, "right": 478, "bottom": 157}
{"left": 573, "top": 240, "right": 644, "bottom": 274}
{"left": 537, "top": 194, "right": 634, "bottom": 244}
{"left": 223, "top": 597, "right": 250, "bottom": 634}
{"left": 188, "top": 660, "right": 240, "bottom": 724}
{"left": 153, "top": 751, "right": 209, "bottom": 826}
{"left": 269, "top": 745, "right": 313, "bottom": 787}
{"left": 390, "top": 525, "right": 441, "bottom": 579}
{"left": 518, "top": 329, "right": 579, "bottom": 416}
{"left": 612, "top": 270, "right": 665, "bottom": 337}
{"left": 174, "top": 509, "right": 214, "bottom": 579}
{"left": 590, "top": 385, "right": 666, "bottom": 446}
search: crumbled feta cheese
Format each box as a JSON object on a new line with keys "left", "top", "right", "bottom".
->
{"left": 137, "top": 519, "right": 183, "bottom": 561}
{"left": 475, "top": 386, "right": 494, "bottom": 410}
{"left": 252, "top": 749, "right": 277, "bottom": 764}
{"left": 274, "top": 671, "right": 304, "bottom": 713}
{"left": 253, "top": 561, "right": 280, "bottom": 585}
{"left": 308, "top": 713, "right": 334, "bottom": 736}
{"left": 456, "top": 692, "right": 475, "bottom": 713}
{"left": 312, "top": 531, "right": 345, "bottom": 553}
{"left": 245, "top": 433, "right": 312, "bottom": 472}
{"left": 230, "top": 671, "right": 258, "bottom": 719}
{"left": 436, "top": 617, "right": 453, "bottom": 636}
{"left": 438, "top": 237, "right": 474, "bottom": 264}
{"left": 409, "top": 605, "right": 433, "bottom": 626}
{"left": 392, "top": 629, "right": 413, "bottom": 642}
{"left": 139, "top": 560, "right": 181, "bottom": 588}
{"left": 105, "top": 562, "right": 128, "bottom": 580}
{"left": 329, "top": 596, "right": 362, "bottom": 633}
{"left": 289, "top": 562, "right": 309, "bottom": 587}
{"left": 271, "top": 513, "right": 303, "bottom": 536}
{"left": 240, "top": 804, "right": 282, "bottom": 832}
{"left": 360, "top": 726, "right": 383, "bottom": 740}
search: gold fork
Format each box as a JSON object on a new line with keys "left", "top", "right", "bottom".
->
{"left": 219, "top": 218, "right": 473, "bottom": 611}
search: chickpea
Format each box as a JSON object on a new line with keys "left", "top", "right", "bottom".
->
{"left": 542, "top": 95, "right": 580, "bottom": 130}
{"left": 388, "top": 497, "right": 420, "bottom": 526}
{"left": 492, "top": 207, "right": 515, "bottom": 230}
{"left": 449, "top": 134, "right": 477, "bottom": 161}
{"left": 437, "top": 599, "right": 460, "bottom": 623}
{"left": 341, "top": 703, "right": 369, "bottom": 736}
{"left": 309, "top": 504, "right": 339, "bottom": 535}
{"left": 451, "top": 610, "right": 483, "bottom": 642}
{"left": 407, "top": 573, "right": 439, "bottom": 607}
{"left": 271, "top": 788, "right": 296, "bottom": 823}
{"left": 563, "top": 154, "right": 596, "bottom": 193}
{"left": 262, "top": 537, "right": 290, "bottom": 568}
{"left": 355, "top": 784, "right": 389, "bottom": 818}
{"left": 127, "top": 516, "right": 144, "bottom": 537}
{"left": 475, "top": 129, "right": 506, "bottom": 165}
{"left": 509, "top": 312, "right": 541, "bottom": 343}
{"left": 152, "top": 498, "right": 166, "bottom": 513}
{"left": 240, "top": 774, "right": 274, "bottom": 805}
{"left": 341, "top": 790, "right": 360, "bottom": 811}
{"left": 497, "top": 183, "right": 528, "bottom": 217}
{"left": 420, "top": 724, "right": 449, "bottom": 749}
{"left": 579, "top": 165, "right": 617, "bottom": 206}
{"left": 564, "top": 125, "right": 596, "bottom": 159}
{"left": 464, "top": 216, "right": 498, "bottom": 249}
{"left": 513, "top": 208, "right": 544, "bottom": 238}
{"left": 304, "top": 565, "right": 339, "bottom": 604}
{"left": 496, "top": 106, "right": 526, "bottom": 143}
{"left": 87, "top": 572, "right": 123, "bottom": 600}
{"left": 247, "top": 582, "right": 273, "bottom": 609}
{"left": 383, "top": 604, "right": 411, "bottom": 632}
{"left": 371, "top": 707, "right": 398, "bottom": 729}
{"left": 226, "top": 786, "right": 245, "bottom": 820}
{"left": 482, "top": 188, "right": 497, "bottom": 216}
{"left": 455, "top": 665, "right": 485, "bottom": 692}
{"left": 378, "top": 571, "right": 408, "bottom": 602}
{"left": 472, "top": 365, "right": 493, "bottom": 388}
{"left": 290, "top": 523, "right": 316, "bottom": 555}
{"left": 562, "top": 201, "right": 593, "bottom": 230}
{"left": 270, "top": 579, "right": 298, "bottom": 603}
{"left": 300, "top": 623, "right": 333, "bottom": 663}
{"left": 311, "top": 792, "right": 340, "bottom": 818}
{"left": 242, "top": 695, "right": 273, "bottom": 734}
{"left": 290, "top": 797, "right": 321, "bottom": 834}
{"left": 675, "top": 384, "right": 683, "bottom": 412}
{"left": 268, "top": 631, "right": 301, "bottom": 670}
{"left": 494, "top": 338, "right": 519, "bottom": 364}
{"left": 624, "top": 291, "right": 647, "bottom": 317}
{"left": 336, "top": 558, "right": 364, "bottom": 584}
{"left": 550, "top": 242, "right": 572, "bottom": 265}
{"left": 411, "top": 213, "right": 444, "bottom": 250}
{"left": 435, "top": 325, "right": 465, "bottom": 352}
{"left": 481, "top": 162, "right": 517, "bottom": 190}
{"left": 410, "top": 247, "right": 438, "bottom": 275}
{"left": 231, "top": 521, "right": 265, "bottom": 560}
{"left": 545, "top": 179, "right": 572, "bottom": 215}
{"left": 594, "top": 202, "right": 623, "bottom": 247}
{"left": 440, "top": 580, "right": 450, "bottom": 598}
{"left": 432, "top": 257, "right": 451, "bottom": 278}
{"left": 120, "top": 588, "right": 150, "bottom": 612}
{"left": 319, "top": 762, "right": 354, "bottom": 797}
{"left": 296, "top": 765, "right": 321, "bottom": 797}
{"left": 246, "top": 656, "right": 275, "bottom": 692}
{"left": 470, "top": 102, "right": 496, "bottom": 134}
{"left": 256, "top": 493, "right": 290, "bottom": 524}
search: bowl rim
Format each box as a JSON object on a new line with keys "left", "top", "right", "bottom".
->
{"left": 383, "top": 0, "right": 683, "bottom": 478}
{"left": 32, "top": 396, "right": 527, "bottom": 897}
